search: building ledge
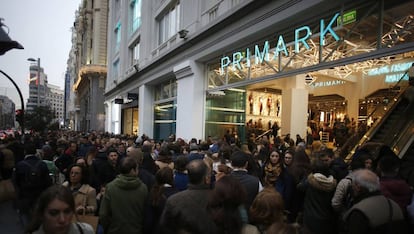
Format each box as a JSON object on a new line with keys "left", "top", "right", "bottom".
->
{"left": 73, "top": 65, "right": 107, "bottom": 91}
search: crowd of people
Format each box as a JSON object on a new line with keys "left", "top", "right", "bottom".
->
{"left": 0, "top": 130, "right": 413, "bottom": 234}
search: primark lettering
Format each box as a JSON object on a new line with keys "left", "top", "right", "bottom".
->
{"left": 220, "top": 13, "right": 341, "bottom": 74}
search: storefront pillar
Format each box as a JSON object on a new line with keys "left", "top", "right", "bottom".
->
{"left": 138, "top": 84, "right": 154, "bottom": 138}
{"left": 281, "top": 75, "right": 309, "bottom": 139}
{"left": 104, "top": 102, "right": 110, "bottom": 132}
{"left": 174, "top": 60, "right": 205, "bottom": 142}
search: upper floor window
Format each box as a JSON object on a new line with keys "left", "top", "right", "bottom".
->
{"left": 114, "top": 21, "right": 121, "bottom": 52}
{"left": 158, "top": 1, "right": 180, "bottom": 45}
{"left": 130, "top": 40, "right": 140, "bottom": 66}
{"left": 130, "top": 0, "right": 142, "bottom": 33}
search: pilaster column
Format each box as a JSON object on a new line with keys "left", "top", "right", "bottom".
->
{"left": 174, "top": 60, "right": 205, "bottom": 141}
{"left": 281, "top": 75, "right": 309, "bottom": 138}
{"left": 138, "top": 84, "right": 154, "bottom": 138}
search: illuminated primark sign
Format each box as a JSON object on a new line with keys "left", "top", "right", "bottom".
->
{"left": 313, "top": 80, "right": 346, "bottom": 88}
{"left": 220, "top": 13, "right": 341, "bottom": 74}
{"left": 367, "top": 61, "right": 412, "bottom": 83}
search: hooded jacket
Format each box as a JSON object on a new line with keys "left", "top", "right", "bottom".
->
{"left": 99, "top": 174, "right": 148, "bottom": 234}
{"left": 301, "top": 173, "right": 337, "bottom": 234}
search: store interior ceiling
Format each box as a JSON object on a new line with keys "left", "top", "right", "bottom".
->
{"left": 246, "top": 1, "right": 414, "bottom": 94}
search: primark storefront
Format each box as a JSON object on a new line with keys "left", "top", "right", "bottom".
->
{"left": 199, "top": 0, "right": 414, "bottom": 143}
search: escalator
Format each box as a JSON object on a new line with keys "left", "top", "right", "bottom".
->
{"left": 368, "top": 98, "right": 409, "bottom": 144}
{"left": 344, "top": 85, "right": 414, "bottom": 163}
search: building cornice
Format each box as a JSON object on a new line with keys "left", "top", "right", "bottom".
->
{"left": 73, "top": 64, "right": 107, "bottom": 91}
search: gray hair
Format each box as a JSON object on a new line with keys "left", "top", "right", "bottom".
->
{"left": 352, "top": 169, "right": 380, "bottom": 192}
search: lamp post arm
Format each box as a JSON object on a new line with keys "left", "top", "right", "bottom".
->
{"left": 0, "top": 69, "right": 25, "bottom": 134}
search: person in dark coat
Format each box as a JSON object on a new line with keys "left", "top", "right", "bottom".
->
{"left": 173, "top": 155, "right": 189, "bottom": 191}
{"left": 145, "top": 167, "right": 178, "bottom": 234}
{"left": 95, "top": 148, "right": 120, "bottom": 189}
{"left": 159, "top": 159, "right": 217, "bottom": 234}
{"left": 142, "top": 142, "right": 157, "bottom": 175}
{"left": 230, "top": 151, "right": 263, "bottom": 213}
{"left": 378, "top": 154, "right": 412, "bottom": 218}
{"left": 299, "top": 160, "right": 337, "bottom": 234}
{"left": 14, "top": 143, "right": 52, "bottom": 226}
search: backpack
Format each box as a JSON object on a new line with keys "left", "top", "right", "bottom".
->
{"left": 22, "top": 160, "right": 43, "bottom": 189}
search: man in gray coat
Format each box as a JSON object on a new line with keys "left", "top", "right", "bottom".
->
{"left": 99, "top": 157, "right": 148, "bottom": 234}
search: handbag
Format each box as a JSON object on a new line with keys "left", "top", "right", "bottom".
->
{"left": 0, "top": 178, "right": 16, "bottom": 202}
{"left": 74, "top": 186, "right": 99, "bottom": 231}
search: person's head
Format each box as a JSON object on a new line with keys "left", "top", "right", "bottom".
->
{"left": 364, "top": 157, "right": 373, "bottom": 170}
{"left": 155, "top": 167, "right": 174, "bottom": 186}
{"left": 283, "top": 150, "right": 294, "bottom": 167}
{"left": 119, "top": 156, "right": 138, "bottom": 176}
{"left": 378, "top": 155, "right": 400, "bottom": 177}
{"left": 250, "top": 188, "right": 285, "bottom": 227}
{"left": 117, "top": 143, "right": 126, "bottom": 153}
{"left": 74, "top": 157, "right": 86, "bottom": 166}
{"left": 68, "top": 164, "right": 88, "bottom": 186}
{"left": 126, "top": 146, "right": 143, "bottom": 164}
{"left": 107, "top": 148, "right": 119, "bottom": 165}
{"left": 351, "top": 169, "right": 380, "bottom": 197}
{"left": 26, "top": 185, "right": 75, "bottom": 234}
{"left": 350, "top": 149, "right": 373, "bottom": 171}
{"left": 174, "top": 155, "right": 188, "bottom": 172}
{"left": 311, "top": 159, "right": 331, "bottom": 177}
{"left": 268, "top": 149, "right": 281, "bottom": 165}
{"left": 230, "top": 151, "right": 248, "bottom": 169}
{"left": 141, "top": 143, "right": 153, "bottom": 153}
{"left": 85, "top": 147, "right": 97, "bottom": 159}
{"left": 186, "top": 159, "right": 210, "bottom": 185}
{"left": 318, "top": 148, "right": 334, "bottom": 166}
{"left": 69, "top": 141, "right": 77, "bottom": 152}
{"left": 157, "top": 146, "right": 173, "bottom": 164}
{"left": 42, "top": 145, "right": 54, "bottom": 161}
{"left": 24, "top": 142, "right": 37, "bottom": 155}
{"left": 207, "top": 175, "right": 246, "bottom": 233}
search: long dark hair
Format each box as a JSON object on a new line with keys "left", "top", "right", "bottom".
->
{"left": 25, "top": 185, "right": 75, "bottom": 233}
{"left": 207, "top": 175, "right": 246, "bottom": 234}
{"left": 150, "top": 167, "right": 174, "bottom": 206}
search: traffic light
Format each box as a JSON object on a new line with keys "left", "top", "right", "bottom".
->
{"left": 15, "top": 109, "right": 24, "bottom": 126}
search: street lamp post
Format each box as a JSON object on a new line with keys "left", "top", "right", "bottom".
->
{"left": 27, "top": 58, "right": 41, "bottom": 107}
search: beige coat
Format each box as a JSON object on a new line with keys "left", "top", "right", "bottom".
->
{"left": 63, "top": 182, "right": 97, "bottom": 215}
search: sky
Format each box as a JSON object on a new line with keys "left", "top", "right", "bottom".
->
{"left": 0, "top": 0, "right": 81, "bottom": 109}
